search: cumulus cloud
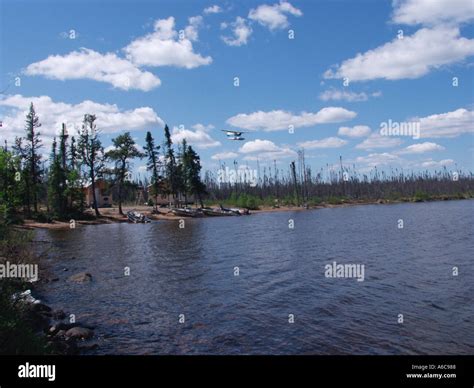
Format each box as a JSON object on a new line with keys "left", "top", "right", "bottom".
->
{"left": 324, "top": 27, "right": 474, "bottom": 82}
{"left": 171, "top": 124, "right": 221, "bottom": 149}
{"left": 227, "top": 107, "right": 356, "bottom": 131}
{"left": 297, "top": 137, "right": 348, "bottom": 149}
{"left": 248, "top": 1, "right": 302, "bottom": 30}
{"left": 417, "top": 108, "right": 474, "bottom": 138}
{"left": 25, "top": 48, "right": 161, "bottom": 91}
{"left": 0, "top": 94, "right": 164, "bottom": 149}
{"left": 419, "top": 159, "right": 454, "bottom": 168}
{"left": 397, "top": 142, "right": 445, "bottom": 154}
{"left": 204, "top": 5, "right": 222, "bottom": 14}
{"left": 124, "top": 17, "right": 212, "bottom": 68}
{"left": 319, "top": 89, "right": 381, "bottom": 102}
{"left": 238, "top": 139, "right": 296, "bottom": 160}
{"left": 338, "top": 125, "right": 371, "bottom": 138}
{"left": 184, "top": 15, "right": 204, "bottom": 42}
{"left": 392, "top": 0, "right": 474, "bottom": 26}
{"left": 211, "top": 151, "right": 238, "bottom": 160}
{"left": 221, "top": 17, "right": 253, "bottom": 46}
{"left": 355, "top": 133, "right": 403, "bottom": 150}
{"left": 354, "top": 152, "right": 403, "bottom": 168}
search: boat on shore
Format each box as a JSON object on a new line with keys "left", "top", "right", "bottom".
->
{"left": 127, "top": 211, "right": 151, "bottom": 223}
{"left": 201, "top": 207, "right": 231, "bottom": 216}
{"left": 171, "top": 208, "right": 204, "bottom": 218}
{"left": 201, "top": 206, "right": 250, "bottom": 216}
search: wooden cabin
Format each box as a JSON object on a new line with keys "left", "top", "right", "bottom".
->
{"left": 83, "top": 179, "right": 112, "bottom": 208}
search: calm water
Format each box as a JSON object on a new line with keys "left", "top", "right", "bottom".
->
{"left": 35, "top": 200, "right": 474, "bottom": 355}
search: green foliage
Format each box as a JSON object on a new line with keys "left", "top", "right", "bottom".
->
{"left": 414, "top": 190, "right": 430, "bottom": 202}
{"left": 0, "top": 148, "right": 22, "bottom": 223}
{"left": 106, "top": 132, "right": 144, "bottom": 214}
{"left": 0, "top": 221, "right": 50, "bottom": 355}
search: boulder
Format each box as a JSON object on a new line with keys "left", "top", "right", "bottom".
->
{"left": 65, "top": 326, "right": 93, "bottom": 339}
{"left": 68, "top": 272, "right": 92, "bottom": 283}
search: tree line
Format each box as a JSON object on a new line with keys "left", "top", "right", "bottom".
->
{"left": 204, "top": 151, "right": 473, "bottom": 208}
{"left": 1, "top": 103, "right": 473, "bottom": 223}
{"left": 0, "top": 103, "right": 206, "bottom": 222}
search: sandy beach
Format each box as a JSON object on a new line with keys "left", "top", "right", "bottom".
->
{"left": 18, "top": 198, "right": 414, "bottom": 230}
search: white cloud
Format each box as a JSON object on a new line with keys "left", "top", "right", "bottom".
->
{"left": 171, "top": 125, "right": 221, "bottom": 149}
{"left": 184, "top": 15, "right": 203, "bottom": 42}
{"left": 319, "top": 89, "right": 381, "bottom": 102}
{"left": 221, "top": 17, "right": 253, "bottom": 46}
{"left": 354, "top": 152, "right": 402, "bottom": 168}
{"left": 297, "top": 137, "right": 348, "bottom": 149}
{"left": 25, "top": 48, "right": 161, "bottom": 91}
{"left": 124, "top": 17, "right": 212, "bottom": 69}
{"left": 248, "top": 1, "right": 302, "bottom": 30}
{"left": 238, "top": 139, "right": 296, "bottom": 160}
{"left": 397, "top": 142, "right": 445, "bottom": 154}
{"left": 0, "top": 94, "right": 164, "bottom": 149}
{"left": 417, "top": 108, "right": 474, "bottom": 138}
{"left": 419, "top": 159, "right": 454, "bottom": 168}
{"left": 192, "top": 123, "right": 215, "bottom": 132}
{"left": 227, "top": 107, "right": 356, "bottom": 131}
{"left": 211, "top": 151, "right": 238, "bottom": 160}
{"left": 204, "top": 5, "right": 222, "bottom": 14}
{"left": 338, "top": 125, "right": 371, "bottom": 138}
{"left": 355, "top": 133, "right": 403, "bottom": 150}
{"left": 324, "top": 27, "right": 474, "bottom": 82}
{"left": 392, "top": 0, "right": 474, "bottom": 26}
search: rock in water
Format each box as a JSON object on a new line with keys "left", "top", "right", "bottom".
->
{"left": 65, "top": 327, "right": 93, "bottom": 339}
{"left": 68, "top": 272, "right": 92, "bottom": 283}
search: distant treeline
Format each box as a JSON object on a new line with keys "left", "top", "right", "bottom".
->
{"left": 203, "top": 153, "right": 474, "bottom": 209}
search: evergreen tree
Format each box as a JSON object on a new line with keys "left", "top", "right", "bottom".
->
{"left": 47, "top": 138, "right": 67, "bottom": 218}
{"left": 144, "top": 131, "right": 161, "bottom": 209}
{"left": 24, "top": 103, "right": 43, "bottom": 214}
{"left": 182, "top": 143, "right": 206, "bottom": 207}
{"left": 0, "top": 147, "right": 22, "bottom": 223}
{"left": 163, "top": 124, "right": 180, "bottom": 205}
{"left": 78, "top": 114, "right": 104, "bottom": 217}
{"left": 106, "top": 132, "right": 144, "bottom": 215}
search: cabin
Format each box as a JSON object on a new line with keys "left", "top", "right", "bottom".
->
{"left": 83, "top": 179, "right": 112, "bottom": 208}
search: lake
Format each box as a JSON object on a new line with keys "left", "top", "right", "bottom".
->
{"left": 35, "top": 200, "right": 474, "bottom": 355}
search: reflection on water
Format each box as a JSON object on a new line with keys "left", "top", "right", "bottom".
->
{"left": 36, "top": 200, "right": 474, "bottom": 354}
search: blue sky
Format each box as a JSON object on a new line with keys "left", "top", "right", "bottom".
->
{"left": 1, "top": 0, "right": 473, "bottom": 180}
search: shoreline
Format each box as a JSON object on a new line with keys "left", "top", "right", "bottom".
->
{"left": 18, "top": 196, "right": 472, "bottom": 230}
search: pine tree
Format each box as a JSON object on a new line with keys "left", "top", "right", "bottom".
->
{"left": 0, "top": 147, "right": 22, "bottom": 223}
{"left": 106, "top": 132, "right": 144, "bottom": 215}
{"left": 163, "top": 124, "right": 179, "bottom": 205}
{"left": 182, "top": 142, "right": 206, "bottom": 207}
{"left": 144, "top": 131, "right": 161, "bottom": 210}
{"left": 24, "top": 103, "right": 43, "bottom": 214}
{"left": 47, "top": 138, "right": 67, "bottom": 218}
{"left": 78, "top": 114, "right": 104, "bottom": 217}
